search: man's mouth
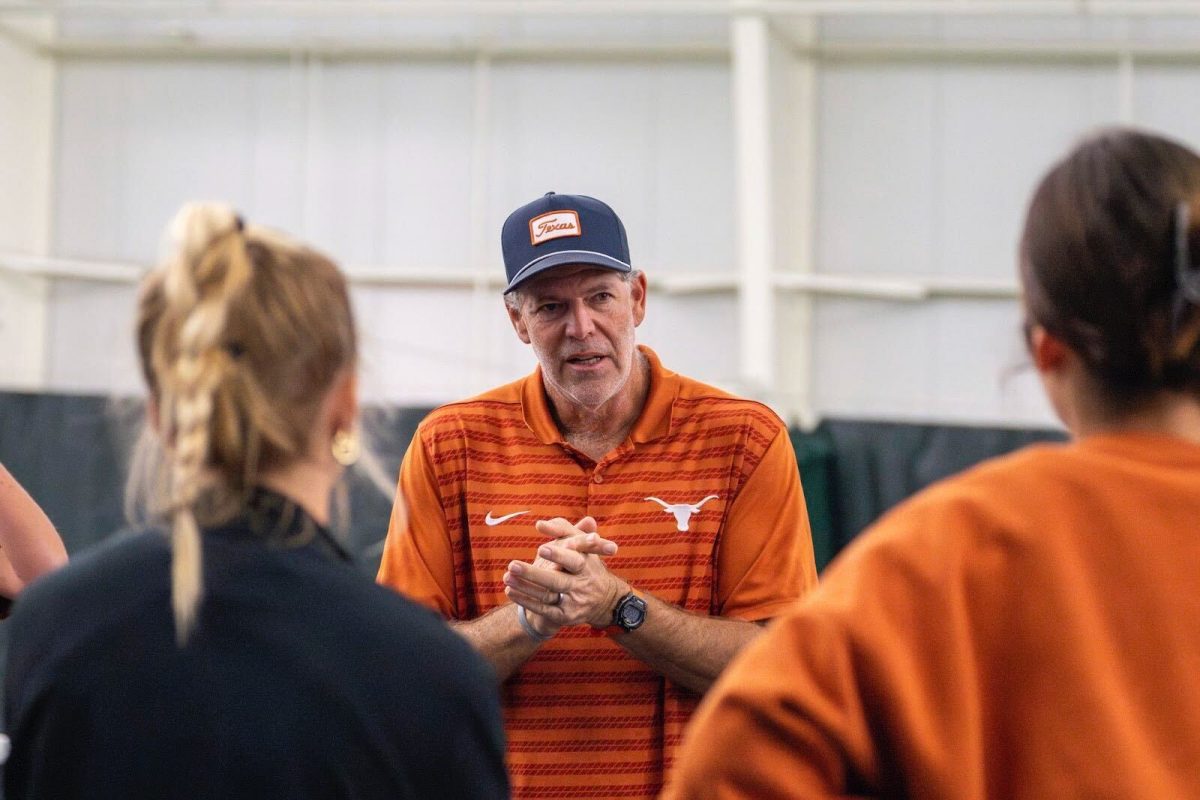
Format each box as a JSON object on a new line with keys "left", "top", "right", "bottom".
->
{"left": 565, "top": 353, "right": 605, "bottom": 367}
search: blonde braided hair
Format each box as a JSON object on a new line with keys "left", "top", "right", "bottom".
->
{"left": 155, "top": 205, "right": 252, "bottom": 643}
{"left": 137, "top": 203, "right": 356, "bottom": 645}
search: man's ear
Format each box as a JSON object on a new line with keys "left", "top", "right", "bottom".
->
{"left": 507, "top": 298, "right": 532, "bottom": 344}
{"left": 1030, "top": 325, "right": 1070, "bottom": 374}
{"left": 630, "top": 271, "right": 647, "bottom": 327}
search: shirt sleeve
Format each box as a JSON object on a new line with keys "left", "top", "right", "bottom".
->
{"left": 376, "top": 429, "right": 459, "bottom": 619}
{"left": 714, "top": 426, "right": 819, "bottom": 621}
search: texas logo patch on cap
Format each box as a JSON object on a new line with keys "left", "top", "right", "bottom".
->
{"left": 529, "top": 210, "right": 581, "bottom": 246}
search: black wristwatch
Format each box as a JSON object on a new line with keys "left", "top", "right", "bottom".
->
{"left": 609, "top": 591, "right": 647, "bottom": 634}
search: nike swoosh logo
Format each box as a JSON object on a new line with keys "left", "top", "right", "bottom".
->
{"left": 484, "top": 510, "right": 529, "bottom": 527}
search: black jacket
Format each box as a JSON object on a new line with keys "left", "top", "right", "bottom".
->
{"left": 3, "top": 489, "right": 508, "bottom": 799}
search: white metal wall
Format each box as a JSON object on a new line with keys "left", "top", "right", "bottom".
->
{"left": 46, "top": 55, "right": 738, "bottom": 404}
{"left": 9, "top": 10, "right": 1200, "bottom": 428}
{"left": 806, "top": 15, "right": 1200, "bottom": 425}
{"left": 0, "top": 22, "right": 53, "bottom": 390}
{"left": 811, "top": 59, "right": 1118, "bottom": 424}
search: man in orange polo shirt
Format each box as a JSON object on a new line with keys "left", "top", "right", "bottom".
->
{"left": 377, "top": 191, "right": 817, "bottom": 799}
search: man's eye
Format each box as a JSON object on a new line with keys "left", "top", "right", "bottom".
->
{"left": 537, "top": 303, "right": 563, "bottom": 315}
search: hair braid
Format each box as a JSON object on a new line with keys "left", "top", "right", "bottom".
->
{"left": 157, "top": 203, "right": 253, "bottom": 644}
{"left": 134, "top": 202, "right": 358, "bottom": 646}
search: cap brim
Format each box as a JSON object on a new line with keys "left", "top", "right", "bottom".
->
{"left": 503, "top": 250, "right": 632, "bottom": 294}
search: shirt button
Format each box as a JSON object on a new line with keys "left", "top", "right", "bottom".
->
{"left": 593, "top": 473, "right": 604, "bottom": 484}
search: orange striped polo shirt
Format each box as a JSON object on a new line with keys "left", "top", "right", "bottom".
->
{"left": 378, "top": 346, "right": 817, "bottom": 799}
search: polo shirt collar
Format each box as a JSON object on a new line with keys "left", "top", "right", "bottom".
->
{"left": 521, "top": 344, "right": 679, "bottom": 446}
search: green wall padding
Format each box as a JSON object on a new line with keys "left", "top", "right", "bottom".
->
{"left": 790, "top": 427, "right": 837, "bottom": 572}
{"left": 0, "top": 390, "right": 1070, "bottom": 686}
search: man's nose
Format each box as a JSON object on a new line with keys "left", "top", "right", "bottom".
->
{"left": 565, "top": 301, "right": 595, "bottom": 339}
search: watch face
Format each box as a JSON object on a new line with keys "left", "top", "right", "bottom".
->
{"left": 616, "top": 595, "right": 646, "bottom": 630}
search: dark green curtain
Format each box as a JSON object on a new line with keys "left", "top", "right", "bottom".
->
{"left": 0, "top": 390, "right": 1066, "bottom": 690}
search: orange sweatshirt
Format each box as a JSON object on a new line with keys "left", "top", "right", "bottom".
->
{"left": 666, "top": 433, "right": 1200, "bottom": 799}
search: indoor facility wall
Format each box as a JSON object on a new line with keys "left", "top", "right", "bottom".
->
{"left": 46, "top": 55, "right": 738, "bottom": 403}
{"left": 0, "top": 24, "right": 53, "bottom": 391}
{"left": 27, "top": 12, "right": 1200, "bottom": 430}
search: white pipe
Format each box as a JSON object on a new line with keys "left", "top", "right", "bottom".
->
{"left": 775, "top": 272, "right": 927, "bottom": 300}
{"left": 0, "top": 255, "right": 1024, "bottom": 297}
{"left": 25, "top": 30, "right": 1200, "bottom": 66}
{"left": 775, "top": 273, "right": 1019, "bottom": 299}
{"left": 0, "top": 254, "right": 1026, "bottom": 300}
{"left": 1087, "top": 0, "right": 1200, "bottom": 13}
{"left": 0, "top": 18, "right": 41, "bottom": 52}
{"left": 468, "top": 53, "right": 491, "bottom": 281}
{"left": 0, "top": 254, "right": 145, "bottom": 283}
{"left": 783, "top": 16, "right": 819, "bottom": 428}
{"left": 2, "top": 0, "right": 1196, "bottom": 18}
{"left": 468, "top": 53, "right": 493, "bottom": 394}
{"left": 300, "top": 54, "right": 320, "bottom": 239}
{"left": 732, "top": 13, "right": 775, "bottom": 395}
{"left": 0, "top": 1, "right": 732, "bottom": 15}
{"left": 923, "top": 278, "right": 1018, "bottom": 298}
{"left": 805, "top": 40, "right": 1200, "bottom": 64}
{"left": 655, "top": 274, "right": 738, "bottom": 293}
{"left": 32, "top": 15, "right": 57, "bottom": 388}
{"left": 651, "top": 273, "right": 1021, "bottom": 299}
{"left": 39, "top": 38, "right": 732, "bottom": 62}
{"left": 0, "top": 21, "right": 54, "bottom": 391}
{"left": 345, "top": 268, "right": 505, "bottom": 289}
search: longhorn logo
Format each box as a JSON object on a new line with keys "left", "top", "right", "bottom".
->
{"left": 645, "top": 495, "right": 719, "bottom": 532}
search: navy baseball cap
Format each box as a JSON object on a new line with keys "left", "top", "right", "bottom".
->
{"left": 501, "top": 192, "right": 632, "bottom": 294}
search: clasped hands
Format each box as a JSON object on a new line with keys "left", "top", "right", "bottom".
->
{"left": 503, "top": 516, "right": 628, "bottom": 640}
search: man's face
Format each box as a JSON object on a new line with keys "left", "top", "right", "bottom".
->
{"left": 507, "top": 265, "right": 647, "bottom": 411}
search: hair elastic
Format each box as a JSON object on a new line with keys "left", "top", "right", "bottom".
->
{"left": 1171, "top": 201, "right": 1200, "bottom": 336}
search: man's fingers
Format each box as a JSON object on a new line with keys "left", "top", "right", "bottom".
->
{"left": 533, "top": 517, "right": 617, "bottom": 555}
{"left": 536, "top": 527, "right": 618, "bottom": 555}
{"left": 506, "top": 560, "right": 571, "bottom": 593}
{"left": 536, "top": 542, "right": 588, "bottom": 574}
{"left": 561, "top": 532, "right": 618, "bottom": 556}
{"left": 502, "top": 571, "right": 553, "bottom": 599}
{"left": 507, "top": 590, "right": 567, "bottom": 623}
{"left": 503, "top": 582, "right": 560, "bottom": 609}
{"left": 533, "top": 516, "right": 604, "bottom": 542}
{"left": 502, "top": 572, "right": 547, "bottom": 599}
{"left": 534, "top": 517, "right": 579, "bottom": 539}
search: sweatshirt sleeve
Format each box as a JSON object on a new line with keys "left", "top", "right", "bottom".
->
{"left": 668, "top": 493, "right": 994, "bottom": 799}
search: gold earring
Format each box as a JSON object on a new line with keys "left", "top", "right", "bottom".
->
{"left": 331, "top": 428, "right": 361, "bottom": 467}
